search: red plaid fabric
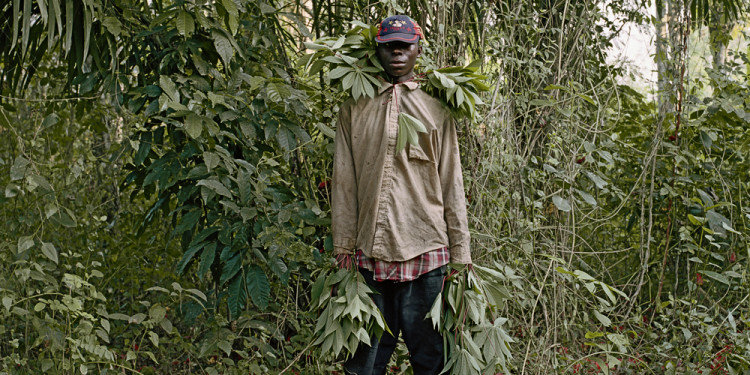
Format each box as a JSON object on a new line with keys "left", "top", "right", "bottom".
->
{"left": 355, "top": 247, "right": 449, "bottom": 282}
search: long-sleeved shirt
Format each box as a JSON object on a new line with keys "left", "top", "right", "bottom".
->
{"left": 332, "top": 80, "right": 471, "bottom": 264}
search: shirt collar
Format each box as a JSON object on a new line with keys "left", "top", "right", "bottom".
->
{"left": 378, "top": 79, "right": 420, "bottom": 95}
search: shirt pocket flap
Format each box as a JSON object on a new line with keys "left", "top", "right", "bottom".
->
{"left": 408, "top": 143, "right": 431, "bottom": 162}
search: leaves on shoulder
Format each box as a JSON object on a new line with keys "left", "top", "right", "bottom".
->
{"left": 301, "top": 22, "right": 488, "bottom": 120}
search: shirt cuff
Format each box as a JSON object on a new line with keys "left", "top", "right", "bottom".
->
{"left": 333, "top": 238, "right": 356, "bottom": 251}
{"left": 449, "top": 244, "right": 472, "bottom": 264}
{"left": 333, "top": 237, "right": 356, "bottom": 255}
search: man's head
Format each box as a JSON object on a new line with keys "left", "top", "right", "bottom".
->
{"left": 375, "top": 15, "right": 423, "bottom": 83}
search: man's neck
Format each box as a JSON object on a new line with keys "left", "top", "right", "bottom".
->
{"left": 389, "top": 71, "right": 415, "bottom": 84}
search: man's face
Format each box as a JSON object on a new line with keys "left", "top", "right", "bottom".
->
{"left": 376, "top": 41, "right": 422, "bottom": 83}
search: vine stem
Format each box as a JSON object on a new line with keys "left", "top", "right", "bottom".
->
{"left": 653, "top": 5, "right": 690, "bottom": 313}
{"left": 278, "top": 340, "right": 316, "bottom": 374}
{"left": 0, "top": 93, "right": 99, "bottom": 102}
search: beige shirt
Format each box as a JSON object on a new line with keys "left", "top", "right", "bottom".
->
{"left": 332, "top": 81, "right": 471, "bottom": 264}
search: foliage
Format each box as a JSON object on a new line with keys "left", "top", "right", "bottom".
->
{"left": 300, "top": 21, "right": 489, "bottom": 152}
{"left": 426, "top": 265, "right": 514, "bottom": 374}
{"left": 300, "top": 22, "right": 489, "bottom": 119}
{"left": 310, "top": 267, "right": 389, "bottom": 359}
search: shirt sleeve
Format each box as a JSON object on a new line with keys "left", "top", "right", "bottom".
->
{"left": 331, "top": 101, "right": 358, "bottom": 255}
{"left": 438, "top": 116, "right": 472, "bottom": 264}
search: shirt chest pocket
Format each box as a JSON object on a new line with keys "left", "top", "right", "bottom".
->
{"left": 407, "top": 130, "right": 437, "bottom": 163}
{"left": 408, "top": 143, "right": 432, "bottom": 163}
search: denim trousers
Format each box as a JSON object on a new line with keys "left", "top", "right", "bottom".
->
{"left": 343, "top": 266, "right": 445, "bottom": 375}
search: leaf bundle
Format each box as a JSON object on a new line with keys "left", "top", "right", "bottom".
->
{"left": 426, "top": 265, "right": 515, "bottom": 374}
{"left": 310, "top": 268, "right": 390, "bottom": 359}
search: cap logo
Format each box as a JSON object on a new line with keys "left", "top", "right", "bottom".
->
{"left": 375, "top": 16, "right": 423, "bottom": 43}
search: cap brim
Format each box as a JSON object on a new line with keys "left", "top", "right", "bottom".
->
{"left": 375, "top": 33, "right": 420, "bottom": 43}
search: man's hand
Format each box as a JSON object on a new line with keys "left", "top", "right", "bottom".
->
{"left": 447, "top": 262, "right": 472, "bottom": 278}
{"left": 336, "top": 254, "right": 354, "bottom": 270}
{"left": 336, "top": 253, "right": 355, "bottom": 270}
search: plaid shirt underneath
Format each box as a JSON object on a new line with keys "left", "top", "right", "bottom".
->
{"left": 355, "top": 247, "right": 449, "bottom": 282}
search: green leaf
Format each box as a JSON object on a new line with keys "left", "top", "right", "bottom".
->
{"left": 197, "top": 179, "right": 232, "bottom": 198}
{"left": 331, "top": 36, "right": 346, "bottom": 49}
{"left": 396, "top": 113, "right": 427, "bottom": 153}
{"left": 10, "top": 156, "right": 29, "bottom": 181}
{"left": 82, "top": 5, "right": 91, "bottom": 64}
{"left": 2, "top": 296, "right": 12, "bottom": 312}
{"left": 175, "top": 209, "right": 201, "bottom": 235}
{"left": 176, "top": 10, "right": 195, "bottom": 38}
{"left": 203, "top": 152, "right": 220, "bottom": 172}
{"left": 276, "top": 126, "right": 296, "bottom": 152}
{"left": 176, "top": 242, "right": 205, "bottom": 275}
{"left": 219, "top": 252, "right": 242, "bottom": 284}
{"left": 433, "top": 71, "right": 456, "bottom": 89}
{"left": 593, "top": 310, "right": 611, "bottom": 327}
{"left": 198, "top": 243, "right": 217, "bottom": 279}
{"left": 258, "top": 1, "right": 276, "bottom": 14}
{"left": 316, "top": 122, "right": 336, "bottom": 138}
{"left": 21, "top": 0, "right": 31, "bottom": 55}
{"left": 41, "top": 113, "right": 60, "bottom": 128}
{"left": 310, "top": 273, "right": 328, "bottom": 307}
{"left": 575, "top": 189, "right": 597, "bottom": 206}
{"left": 58, "top": 207, "right": 77, "bottom": 227}
{"left": 17, "top": 235, "right": 34, "bottom": 253}
{"left": 577, "top": 93, "right": 596, "bottom": 105}
{"left": 41, "top": 242, "right": 58, "bottom": 264}
{"left": 185, "top": 114, "right": 203, "bottom": 138}
{"left": 585, "top": 171, "right": 609, "bottom": 189}
{"left": 396, "top": 121, "right": 407, "bottom": 153}
{"left": 361, "top": 76, "right": 375, "bottom": 98}
{"left": 148, "top": 331, "right": 159, "bottom": 348}
{"left": 212, "top": 29, "right": 233, "bottom": 68}
{"left": 701, "top": 270, "right": 730, "bottom": 285}
{"left": 26, "top": 174, "right": 53, "bottom": 192}
{"left": 351, "top": 73, "right": 363, "bottom": 100}
{"left": 221, "top": 0, "right": 238, "bottom": 17}
{"left": 227, "top": 274, "right": 244, "bottom": 319}
{"left": 341, "top": 71, "right": 357, "bottom": 91}
{"left": 552, "top": 195, "right": 572, "bottom": 212}
{"left": 246, "top": 265, "right": 270, "bottom": 310}
{"left": 149, "top": 305, "right": 166, "bottom": 323}
{"left": 102, "top": 16, "right": 122, "bottom": 36}
{"left": 329, "top": 66, "right": 352, "bottom": 80}
{"left": 64, "top": 0, "right": 73, "bottom": 54}
{"left": 134, "top": 132, "right": 152, "bottom": 166}
{"left": 427, "top": 293, "right": 441, "bottom": 329}
{"left": 159, "top": 75, "right": 177, "bottom": 101}
{"left": 265, "top": 80, "right": 291, "bottom": 102}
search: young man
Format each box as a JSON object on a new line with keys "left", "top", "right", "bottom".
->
{"left": 331, "top": 15, "right": 471, "bottom": 375}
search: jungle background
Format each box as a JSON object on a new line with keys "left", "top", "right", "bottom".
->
{"left": 1, "top": 0, "right": 749, "bottom": 373}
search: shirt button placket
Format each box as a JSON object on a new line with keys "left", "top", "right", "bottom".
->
{"left": 371, "top": 85, "right": 399, "bottom": 260}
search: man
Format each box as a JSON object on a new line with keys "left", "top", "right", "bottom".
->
{"left": 331, "top": 15, "right": 471, "bottom": 375}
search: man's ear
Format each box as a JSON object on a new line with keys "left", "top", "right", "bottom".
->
{"left": 417, "top": 45, "right": 423, "bottom": 57}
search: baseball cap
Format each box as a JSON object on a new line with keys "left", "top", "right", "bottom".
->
{"left": 375, "top": 15, "right": 423, "bottom": 43}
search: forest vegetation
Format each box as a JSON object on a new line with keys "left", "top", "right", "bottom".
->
{"left": 1, "top": 0, "right": 749, "bottom": 373}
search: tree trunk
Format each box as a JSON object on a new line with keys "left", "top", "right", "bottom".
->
{"left": 708, "top": 6, "right": 734, "bottom": 74}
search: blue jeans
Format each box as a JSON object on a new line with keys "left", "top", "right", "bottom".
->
{"left": 344, "top": 266, "right": 446, "bottom": 375}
